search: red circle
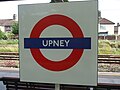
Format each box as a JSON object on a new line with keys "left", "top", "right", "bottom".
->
{"left": 30, "top": 14, "right": 84, "bottom": 71}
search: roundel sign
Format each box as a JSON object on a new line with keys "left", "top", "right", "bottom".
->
{"left": 19, "top": 1, "right": 97, "bottom": 86}
{"left": 24, "top": 14, "right": 91, "bottom": 71}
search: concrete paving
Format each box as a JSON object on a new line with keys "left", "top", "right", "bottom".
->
{"left": 98, "top": 72, "right": 120, "bottom": 84}
{"left": 0, "top": 67, "right": 19, "bottom": 77}
{"left": 0, "top": 67, "right": 19, "bottom": 90}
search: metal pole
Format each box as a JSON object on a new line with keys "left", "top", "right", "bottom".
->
{"left": 55, "top": 84, "right": 60, "bottom": 90}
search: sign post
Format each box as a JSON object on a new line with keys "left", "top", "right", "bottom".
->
{"left": 19, "top": 0, "right": 98, "bottom": 86}
{"left": 55, "top": 84, "right": 60, "bottom": 90}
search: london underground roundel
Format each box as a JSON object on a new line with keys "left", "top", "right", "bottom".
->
{"left": 24, "top": 14, "right": 91, "bottom": 71}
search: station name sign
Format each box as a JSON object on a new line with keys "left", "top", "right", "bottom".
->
{"left": 24, "top": 38, "right": 91, "bottom": 49}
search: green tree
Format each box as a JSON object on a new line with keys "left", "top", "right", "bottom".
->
{"left": 0, "top": 30, "right": 7, "bottom": 40}
{"left": 0, "top": 30, "right": 3, "bottom": 39}
{"left": 6, "top": 32, "right": 14, "bottom": 39}
{"left": 12, "top": 22, "right": 19, "bottom": 35}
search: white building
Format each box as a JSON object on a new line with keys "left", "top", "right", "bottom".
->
{"left": 98, "top": 18, "right": 115, "bottom": 36}
{"left": 0, "top": 14, "right": 16, "bottom": 32}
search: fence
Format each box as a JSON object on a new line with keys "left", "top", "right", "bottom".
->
{"left": 0, "top": 77, "right": 120, "bottom": 90}
{"left": 98, "top": 35, "right": 120, "bottom": 40}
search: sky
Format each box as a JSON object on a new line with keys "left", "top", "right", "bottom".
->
{"left": 0, "top": 0, "right": 120, "bottom": 24}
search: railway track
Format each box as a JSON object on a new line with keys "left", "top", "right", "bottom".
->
{"left": 0, "top": 52, "right": 19, "bottom": 60}
{"left": 0, "top": 52, "right": 120, "bottom": 89}
{"left": 0, "top": 52, "right": 120, "bottom": 64}
{"left": 98, "top": 54, "right": 120, "bottom": 64}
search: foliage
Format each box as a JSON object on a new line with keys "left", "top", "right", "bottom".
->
{"left": 0, "top": 40, "right": 18, "bottom": 52}
{"left": 0, "top": 30, "right": 7, "bottom": 40}
{"left": 0, "top": 39, "right": 18, "bottom": 45}
{"left": 98, "top": 40, "right": 120, "bottom": 55}
{"left": 12, "top": 22, "right": 19, "bottom": 35}
{"left": 0, "top": 45, "right": 18, "bottom": 52}
{"left": 5, "top": 32, "right": 14, "bottom": 39}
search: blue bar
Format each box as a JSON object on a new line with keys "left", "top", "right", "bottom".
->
{"left": 24, "top": 38, "right": 91, "bottom": 49}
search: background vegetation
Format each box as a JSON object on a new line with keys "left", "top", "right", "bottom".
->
{"left": 0, "top": 40, "right": 18, "bottom": 52}
{"left": 0, "top": 22, "right": 18, "bottom": 40}
{"left": 98, "top": 40, "right": 120, "bottom": 55}
{"left": 0, "top": 39, "right": 120, "bottom": 55}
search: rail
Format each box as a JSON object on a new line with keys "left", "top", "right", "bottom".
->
{"left": 0, "top": 52, "right": 19, "bottom": 60}
{"left": 0, "top": 52, "right": 19, "bottom": 55}
{"left": 0, "top": 52, "right": 120, "bottom": 64}
{"left": 98, "top": 54, "right": 120, "bottom": 64}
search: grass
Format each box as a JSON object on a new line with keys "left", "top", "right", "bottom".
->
{"left": 0, "top": 45, "right": 18, "bottom": 52}
{"left": 0, "top": 40, "right": 18, "bottom": 52}
{"left": 98, "top": 40, "right": 120, "bottom": 72}
{"left": 0, "top": 39, "right": 120, "bottom": 54}
{"left": 0, "top": 40, "right": 19, "bottom": 68}
{"left": 98, "top": 40, "right": 120, "bottom": 55}
{"left": 0, "top": 39, "right": 18, "bottom": 45}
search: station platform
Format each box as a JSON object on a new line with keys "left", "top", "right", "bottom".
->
{"left": 0, "top": 67, "right": 120, "bottom": 84}
{"left": 0, "top": 67, "right": 120, "bottom": 90}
